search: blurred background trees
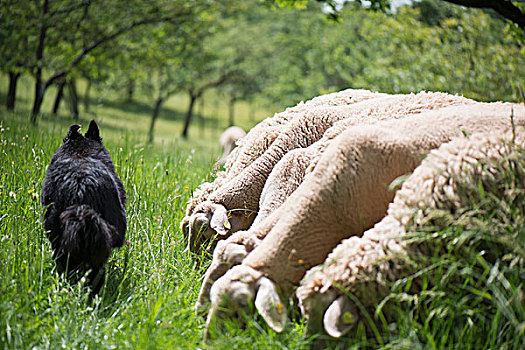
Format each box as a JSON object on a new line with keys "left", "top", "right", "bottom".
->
{"left": 1, "top": 0, "right": 524, "bottom": 141}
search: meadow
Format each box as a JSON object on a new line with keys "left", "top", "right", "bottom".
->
{"left": 0, "top": 77, "right": 314, "bottom": 349}
{"left": 1, "top": 77, "right": 524, "bottom": 349}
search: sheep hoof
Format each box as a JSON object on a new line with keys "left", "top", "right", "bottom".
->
{"left": 323, "top": 295, "right": 358, "bottom": 338}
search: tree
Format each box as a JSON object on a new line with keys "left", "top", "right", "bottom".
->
{"left": 0, "top": 1, "right": 40, "bottom": 110}
{"left": 126, "top": 7, "right": 224, "bottom": 143}
{"left": 0, "top": 0, "right": 211, "bottom": 123}
{"left": 271, "top": 0, "right": 525, "bottom": 29}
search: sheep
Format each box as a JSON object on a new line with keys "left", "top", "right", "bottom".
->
{"left": 182, "top": 89, "right": 388, "bottom": 253}
{"left": 218, "top": 126, "right": 246, "bottom": 165}
{"left": 184, "top": 90, "right": 473, "bottom": 255}
{"left": 296, "top": 127, "right": 525, "bottom": 338}
{"left": 203, "top": 102, "right": 525, "bottom": 336}
{"left": 195, "top": 91, "right": 475, "bottom": 310}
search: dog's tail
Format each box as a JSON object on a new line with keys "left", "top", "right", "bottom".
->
{"left": 58, "top": 204, "right": 117, "bottom": 271}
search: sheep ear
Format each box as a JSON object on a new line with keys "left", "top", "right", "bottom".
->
{"left": 323, "top": 295, "right": 358, "bottom": 338}
{"left": 85, "top": 120, "right": 101, "bottom": 142}
{"left": 210, "top": 205, "right": 231, "bottom": 236}
{"left": 181, "top": 216, "right": 190, "bottom": 239}
{"left": 255, "top": 277, "right": 287, "bottom": 333}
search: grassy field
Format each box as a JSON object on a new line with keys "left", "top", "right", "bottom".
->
{"left": 0, "top": 109, "right": 316, "bottom": 349}
{"left": 1, "top": 77, "right": 524, "bottom": 349}
{"left": 4, "top": 75, "right": 276, "bottom": 146}
{"left": 0, "top": 77, "right": 314, "bottom": 349}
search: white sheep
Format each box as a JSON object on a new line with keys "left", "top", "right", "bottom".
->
{"left": 203, "top": 102, "right": 525, "bottom": 336}
{"left": 218, "top": 126, "right": 246, "bottom": 165}
{"left": 182, "top": 89, "right": 388, "bottom": 253}
{"left": 296, "top": 128, "right": 525, "bottom": 338}
{"left": 195, "top": 91, "right": 475, "bottom": 309}
{"left": 184, "top": 90, "right": 473, "bottom": 255}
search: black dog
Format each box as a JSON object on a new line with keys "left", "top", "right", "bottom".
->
{"left": 41, "top": 120, "right": 126, "bottom": 292}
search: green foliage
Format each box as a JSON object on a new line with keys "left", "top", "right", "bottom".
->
{"left": 205, "top": 1, "right": 525, "bottom": 109}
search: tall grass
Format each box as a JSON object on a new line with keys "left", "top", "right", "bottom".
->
{"left": 0, "top": 110, "right": 313, "bottom": 349}
{"left": 1, "top": 77, "right": 524, "bottom": 348}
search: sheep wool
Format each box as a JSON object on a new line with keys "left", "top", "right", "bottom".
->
{"left": 196, "top": 91, "right": 476, "bottom": 309}
{"left": 296, "top": 128, "right": 525, "bottom": 338}
{"left": 184, "top": 90, "right": 473, "bottom": 255}
{"left": 204, "top": 101, "right": 524, "bottom": 336}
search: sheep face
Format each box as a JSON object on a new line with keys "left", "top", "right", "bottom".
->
{"left": 205, "top": 265, "right": 287, "bottom": 338}
{"left": 187, "top": 201, "right": 255, "bottom": 255}
{"left": 195, "top": 239, "right": 249, "bottom": 312}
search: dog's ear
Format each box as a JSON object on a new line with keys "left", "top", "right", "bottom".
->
{"left": 64, "top": 124, "right": 82, "bottom": 142}
{"left": 85, "top": 120, "right": 102, "bottom": 142}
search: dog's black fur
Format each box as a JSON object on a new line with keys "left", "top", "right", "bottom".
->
{"left": 41, "top": 120, "right": 126, "bottom": 292}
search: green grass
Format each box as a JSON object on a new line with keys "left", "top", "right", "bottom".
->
{"left": 4, "top": 74, "right": 276, "bottom": 145}
{"left": 1, "top": 75, "right": 524, "bottom": 349}
{"left": 0, "top": 110, "right": 313, "bottom": 349}
{"left": 0, "top": 75, "right": 312, "bottom": 349}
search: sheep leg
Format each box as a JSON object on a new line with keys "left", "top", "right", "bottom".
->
{"left": 205, "top": 265, "right": 287, "bottom": 338}
{"left": 196, "top": 213, "right": 278, "bottom": 310}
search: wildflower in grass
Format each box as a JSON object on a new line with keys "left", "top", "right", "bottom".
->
{"left": 9, "top": 191, "right": 16, "bottom": 200}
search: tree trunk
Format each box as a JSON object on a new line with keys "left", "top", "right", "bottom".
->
{"left": 31, "top": 0, "right": 50, "bottom": 124}
{"left": 6, "top": 71, "right": 20, "bottom": 110}
{"left": 83, "top": 79, "right": 91, "bottom": 112}
{"left": 52, "top": 81, "right": 66, "bottom": 114}
{"left": 31, "top": 80, "right": 46, "bottom": 124}
{"left": 148, "top": 97, "right": 164, "bottom": 144}
{"left": 126, "top": 80, "right": 135, "bottom": 103}
{"left": 182, "top": 92, "right": 197, "bottom": 139}
{"left": 228, "top": 95, "right": 236, "bottom": 127}
{"left": 67, "top": 79, "right": 79, "bottom": 120}
{"left": 199, "top": 96, "right": 205, "bottom": 137}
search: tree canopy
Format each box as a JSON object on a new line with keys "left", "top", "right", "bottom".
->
{"left": 1, "top": 0, "right": 524, "bottom": 139}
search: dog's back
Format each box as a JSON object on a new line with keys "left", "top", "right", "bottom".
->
{"left": 41, "top": 121, "right": 126, "bottom": 291}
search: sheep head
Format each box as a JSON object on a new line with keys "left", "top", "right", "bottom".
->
{"left": 205, "top": 265, "right": 287, "bottom": 339}
{"left": 298, "top": 286, "right": 358, "bottom": 338}
{"left": 195, "top": 239, "right": 249, "bottom": 313}
{"left": 186, "top": 202, "right": 231, "bottom": 254}
{"left": 186, "top": 201, "right": 256, "bottom": 255}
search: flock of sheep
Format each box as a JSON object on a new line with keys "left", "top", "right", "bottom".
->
{"left": 182, "top": 89, "right": 525, "bottom": 339}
